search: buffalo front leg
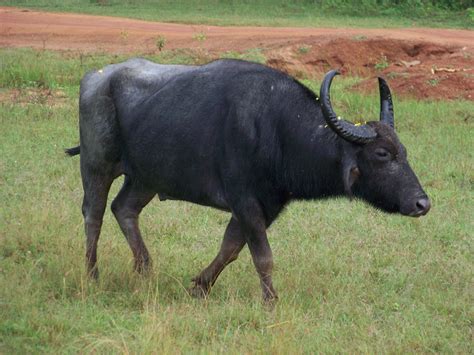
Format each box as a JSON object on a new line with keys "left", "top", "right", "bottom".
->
{"left": 111, "top": 177, "right": 155, "bottom": 273}
{"left": 190, "top": 217, "right": 246, "bottom": 298}
{"left": 247, "top": 229, "right": 277, "bottom": 302}
{"left": 237, "top": 200, "right": 277, "bottom": 302}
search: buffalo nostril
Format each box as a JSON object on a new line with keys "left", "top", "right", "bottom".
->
{"left": 415, "top": 197, "right": 431, "bottom": 215}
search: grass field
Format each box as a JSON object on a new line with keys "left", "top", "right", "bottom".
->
{"left": 0, "top": 48, "right": 473, "bottom": 353}
{"left": 1, "top": 0, "right": 473, "bottom": 29}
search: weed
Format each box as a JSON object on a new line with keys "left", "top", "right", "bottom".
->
{"left": 293, "top": 70, "right": 308, "bottom": 79}
{"left": 297, "top": 44, "right": 311, "bottom": 54}
{"left": 120, "top": 29, "right": 129, "bottom": 42}
{"left": 469, "top": 7, "right": 474, "bottom": 21}
{"left": 155, "top": 35, "right": 167, "bottom": 52}
{"left": 192, "top": 31, "right": 207, "bottom": 42}
{"left": 375, "top": 54, "right": 389, "bottom": 70}
{"left": 462, "top": 50, "right": 471, "bottom": 59}
{"left": 220, "top": 48, "right": 266, "bottom": 64}
{"left": 427, "top": 78, "right": 440, "bottom": 86}
{"left": 353, "top": 34, "right": 368, "bottom": 41}
{"left": 387, "top": 72, "right": 409, "bottom": 79}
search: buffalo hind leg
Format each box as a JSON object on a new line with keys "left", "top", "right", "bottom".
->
{"left": 82, "top": 173, "right": 114, "bottom": 279}
{"left": 190, "top": 217, "right": 246, "bottom": 298}
{"left": 111, "top": 177, "right": 155, "bottom": 273}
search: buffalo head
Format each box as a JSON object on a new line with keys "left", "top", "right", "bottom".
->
{"left": 320, "top": 70, "right": 430, "bottom": 217}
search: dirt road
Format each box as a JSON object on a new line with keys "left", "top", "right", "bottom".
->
{"left": 1, "top": 7, "right": 473, "bottom": 99}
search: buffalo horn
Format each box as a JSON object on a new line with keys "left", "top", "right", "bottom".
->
{"left": 378, "top": 77, "right": 395, "bottom": 129}
{"left": 319, "top": 70, "right": 377, "bottom": 144}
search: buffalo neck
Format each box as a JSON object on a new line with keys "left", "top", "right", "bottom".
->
{"left": 275, "top": 95, "right": 347, "bottom": 200}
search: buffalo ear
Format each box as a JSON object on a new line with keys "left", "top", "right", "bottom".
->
{"left": 343, "top": 162, "right": 360, "bottom": 199}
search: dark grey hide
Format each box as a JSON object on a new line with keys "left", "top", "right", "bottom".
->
{"left": 67, "top": 58, "right": 430, "bottom": 302}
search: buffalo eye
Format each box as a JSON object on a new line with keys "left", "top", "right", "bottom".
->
{"left": 374, "top": 148, "right": 392, "bottom": 161}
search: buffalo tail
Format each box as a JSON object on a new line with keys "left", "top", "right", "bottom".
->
{"left": 65, "top": 146, "right": 80, "bottom": 156}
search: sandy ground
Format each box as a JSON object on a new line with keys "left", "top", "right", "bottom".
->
{"left": 1, "top": 7, "right": 473, "bottom": 99}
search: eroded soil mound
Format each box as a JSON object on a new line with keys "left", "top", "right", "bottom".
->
{"left": 266, "top": 38, "right": 473, "bottom": 100}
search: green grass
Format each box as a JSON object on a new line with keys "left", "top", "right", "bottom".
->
{"left": 1, "top": 0, "right": 473, "bottom": 29}
{"left": 0, "top": 48, "right": 473, "bottom": 353}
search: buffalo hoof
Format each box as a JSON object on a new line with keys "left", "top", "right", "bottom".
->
{"left": 189, "top": 279, "right": 210, "bottom": 299}
{"left": 263, "top": 294, "right": 278, "bottom": 310}
{"left": 134, "top": 261, "right": 152, "bottom": 276}
{"left": 87, "top": 267, "right": 99, "bottom": 280}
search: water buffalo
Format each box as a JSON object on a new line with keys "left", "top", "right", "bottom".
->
{"left": 66, "top": 58, "right": 430, "bottom": 302}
